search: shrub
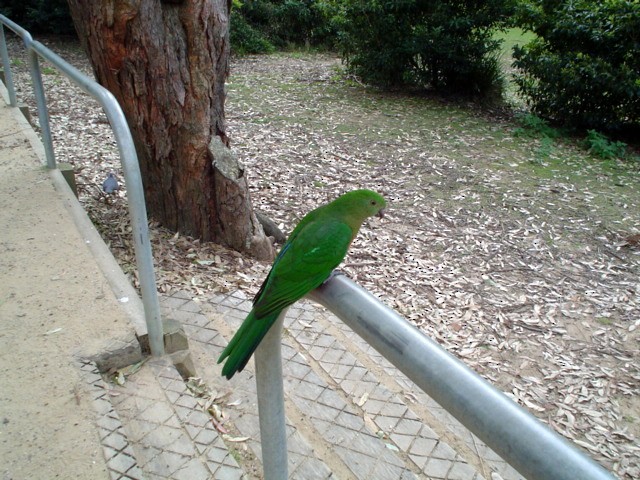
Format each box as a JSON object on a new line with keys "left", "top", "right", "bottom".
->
{"left": 230, "top": 10, "right": 276, "bottom": 55}
{"left": 0, "top": 0, "right": 75, "bottom": 35}
{"left": 513, "top": 112, "right": 562, "bottom": 139}
{"left": 231, "top": 0, "right": 335, "bottom": 53}
{"left": 583, "top": 130, "right": 628, "bottom": 160}
{"left": 336, "top": 0, "right": 514, "bottom": 97}
{"left": 512, "top": 0, "right": 640, "bottom": 132}
{"left": 273, "top": 0, "right": 317, "bottom": 46}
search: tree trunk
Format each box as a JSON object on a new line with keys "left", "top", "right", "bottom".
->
{"left": 66, "top": 0, "right": 274, "bottom": 260}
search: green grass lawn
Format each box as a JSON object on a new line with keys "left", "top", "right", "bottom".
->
{"left": 496, "top": 27, "right": 537, "bottom": 58}
{"left": 494, "top": 28, "right": 537, "bottom": 104}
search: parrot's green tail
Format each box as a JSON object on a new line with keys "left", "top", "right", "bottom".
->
{"left": 217, "top": 310, "right": 280, "bottom": 379}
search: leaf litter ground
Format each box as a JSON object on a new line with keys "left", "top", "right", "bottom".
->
{"left": 6, "top": 37, "right": 639, "bottom": 479}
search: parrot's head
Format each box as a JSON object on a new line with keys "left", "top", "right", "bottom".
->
{"left": 338, "top": 189, "right": 386, "bottom": 222}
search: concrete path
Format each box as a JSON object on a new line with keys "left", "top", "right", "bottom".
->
{"left": 0, "top": 84, "right": 139, "bottom": 478}
{"left": 0, "top": 89, "right": 524, "bottom": 479}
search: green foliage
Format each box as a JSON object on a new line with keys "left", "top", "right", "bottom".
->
{"left": 0, "top": 0, "right": 75, "bottom": 35}
{"left": 512, "top": 0, "right": 640, "bottom": 132}
{"left": 513, "top": 112, "right": 561, "bottom": 139}
{"left": 513, "top": 114, "right": 635, "bottom": 165}
{"left": 274, "top": 0, "right": 321, "bottom": 46}
{"left": 513, "top": 113, "right": 561, "bottom": 163}
{"left": 231, "top": 0, "right": 335, "bottom": 54}
{"left": 583, "top": 130, "right": 628, "bottom": 160}
{"left": 534, "top": 135, "right": 556, "bottom": 163}
{"left": 230, "top": 10, "right": 276, "bottom": 55}
{"left": 336, "top": 0, "right": 514, "bottom": 97}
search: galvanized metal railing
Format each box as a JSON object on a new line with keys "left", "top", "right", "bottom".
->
{"left": 254, "top": 274, "right": 616, "bottom": 480}
{"left": 254, "top": 310, "right": 288, "bottom": 479}
{"left": 0, "top": 15, "right": 164, "bottom": 356}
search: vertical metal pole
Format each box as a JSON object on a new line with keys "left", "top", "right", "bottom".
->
{"left": 101, "top": 92, "right": 165, "bottom": 357}
{"left": 254, "top": 310, "right": 288, "bottom": 480}
{"left": 121, "top": 158, "right": 165, "bottom": 357}
{"left": 0, "top": 25, "right": 17, "bottom": 106}
{"left": 26, "top": 47, "right": 55, "bottom": 168}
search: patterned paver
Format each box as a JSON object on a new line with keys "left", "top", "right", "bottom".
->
{"left": 77, "top": 287, "right": 524, "bottom": 479}
{"left": 78, "top": 359, "right": 146, "bottom": 480}
{"left": 117, "top": 358, "right": 244, "bottom": 480}
{"left": 79, "top": 355, "right": 244, "bottom": 479}
{"left": 200, "top": 289, "right": 523, "bottom": 479}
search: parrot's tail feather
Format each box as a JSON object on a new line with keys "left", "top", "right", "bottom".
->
{"left": 217, "top": 310, "right": 280, "bottom": 380}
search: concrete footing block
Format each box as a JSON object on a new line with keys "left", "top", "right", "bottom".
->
{"left": 137, "top": 317, "right": 196, "bottom": 378}
{"left": 57, "top": 163, "right": 78, "bottom": 197}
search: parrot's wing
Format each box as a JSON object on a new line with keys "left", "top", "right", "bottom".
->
{"left": 252, "top": 219, "right": 352, "bottom": 318}
{"left": 251, "top": 208, "right": 322, "bottom": 305}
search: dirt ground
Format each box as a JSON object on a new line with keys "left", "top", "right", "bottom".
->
{"left": 4, "top": 35, "right": 639, "bottom": 478}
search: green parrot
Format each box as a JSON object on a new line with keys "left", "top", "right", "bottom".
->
{"left": 217, "top": 189, "right": 386, "bottom": 379}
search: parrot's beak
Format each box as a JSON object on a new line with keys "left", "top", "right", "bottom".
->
{"left": 376, "top": 208, "right": 386, "bottom": 219}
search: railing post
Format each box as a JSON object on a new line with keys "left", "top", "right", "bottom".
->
{"left": 25, "top": 47, "right": 55, "bottom": 169}
{"left": 254, "top": 309, "right": 288, "bottom": 480}
{"left": 94, "top": 86, "right": 165, "bottom": 357}
{"left": 0, "top": 24, "right": 17, "bottom": 106}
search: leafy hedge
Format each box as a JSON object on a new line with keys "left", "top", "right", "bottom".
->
{"left": 512, "top": 0, "right": 640, "bottom": 131}
{"left": 230, "top": 9, "right": 276, "bottom": 55}
{"left": 231, "top": 0, "right": 335, "bottom": 54}
{"left": 336, "top": 0, "right": 514, "bottom": 97}
{"left": 0, "top": 0, "right": 75, "bottom": 35}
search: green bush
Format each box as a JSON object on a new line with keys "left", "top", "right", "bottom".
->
{"left": 512, "top": 0, "right": 640, "bottom": 132}
{"left": 0, "top": 0, "right": 75, "bottom": 35}
{"left": 336, "top": 0, "right": 514, "bottom": 97}
{"left": 513, "top": 112, "right": 562, "bottom": 139}
{"left": 231, "top": 0, "right": 335, "bottom": 53}
{"left": 273, "top": 0, "right": 317, "bottom": 46}
{"left": 583, "top": 130, "right": 628, "bottom": 160}
{"left": 230, "top": 10, "right": 276, "bottom": 55}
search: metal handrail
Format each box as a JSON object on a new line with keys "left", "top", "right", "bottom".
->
{"left": 0, "top": 15, "right": 54, "bottom": 167}
{"left": 253, "top": 275, "right": 615, "bottom": 480}
{"left": 0, "top": 15, "right": 164, "bottom": 356}
{"left": 309, "top": 276, "right": 615, "bottom": 480}
{"left": 0, "top": 21, "right": 17, "bottom": 107}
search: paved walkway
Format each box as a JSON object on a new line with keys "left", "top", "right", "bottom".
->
{"left": 0, "top": 89, "right": 524, "bottom": 479}
{"left": 0, "top": 85, "right": 139, "bottom": 478}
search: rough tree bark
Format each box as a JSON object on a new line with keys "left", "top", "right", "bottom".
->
{"left": 66, "top": 0, "right": 274, "bottom": 260}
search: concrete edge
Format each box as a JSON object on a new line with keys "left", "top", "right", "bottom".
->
{"left": 0, "top": 82, "right": 148, "bottom": 349}
{"left": 48, "top": 168, "right": 147, "bottom": 338}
